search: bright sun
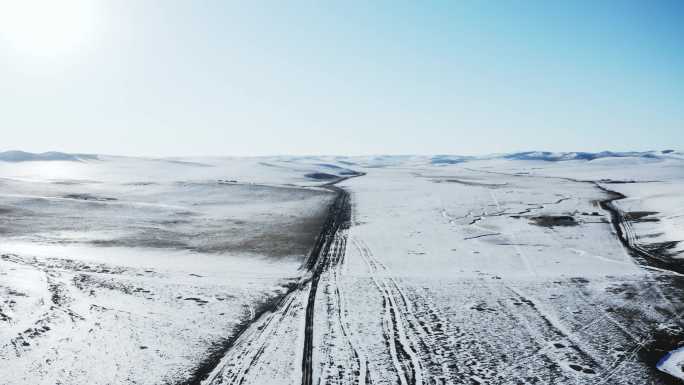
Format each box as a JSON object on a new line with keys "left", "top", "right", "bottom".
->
{"left": 0, "top": 0, "right": 97, "bottom": 57}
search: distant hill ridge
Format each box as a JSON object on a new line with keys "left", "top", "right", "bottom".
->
{"left": 1, "top": 149, "right": 680, "bottom": 164}
{"left": 0, "top": 150, "right": 99, "bottom": 162}
{"left": 431, "top": 150, "right": 681, "bottom": 164}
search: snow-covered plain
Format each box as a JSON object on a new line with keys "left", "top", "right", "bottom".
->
{"left": 0, "top": 156, "right": 349, "bottom": 385}
{"left": 1, "top": 151, "right": 683, "bottom": 384}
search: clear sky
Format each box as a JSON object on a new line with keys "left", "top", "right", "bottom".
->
{"left": 1, "top": 0, "right": 682, "bottom": 156}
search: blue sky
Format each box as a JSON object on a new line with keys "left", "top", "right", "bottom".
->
{"left": 1, "top": 0, "right": 682, "bottom": 156}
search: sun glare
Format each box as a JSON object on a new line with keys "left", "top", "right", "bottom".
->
{"left": 0, "top": 0, "right": 97, "bottom": 57}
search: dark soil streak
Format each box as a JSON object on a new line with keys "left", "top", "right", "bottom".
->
{"left": 464, "top": 233, "right": 501, "bottom": 240}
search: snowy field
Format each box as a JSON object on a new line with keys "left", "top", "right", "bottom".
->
{"left": 1, "top": 151, "right": 683, "bottom": 384}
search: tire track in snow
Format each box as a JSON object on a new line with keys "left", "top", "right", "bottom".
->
{"left": 316, "top": 229, "right": 369, "bottom": 385}
{"left": 503, "top": 285, "right": 604, "bottom": 378}
{"left": 351, "top": 237, "right": 425, "bottom": 385}
{"left": 351, "top": 233, "right": 483, "bottom": 384}
{"left": 302, "top": 185, "right": 352, "bottom": 385}
{"left": 332, "top": 231, "right": 368, "bottom": 384}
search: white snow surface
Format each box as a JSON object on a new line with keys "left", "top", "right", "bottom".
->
{"left": 2, "top": 151, "right": 684, "bottom": 384}
{"left": 658, "top": 346, "right": 684, "bottom": 380}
